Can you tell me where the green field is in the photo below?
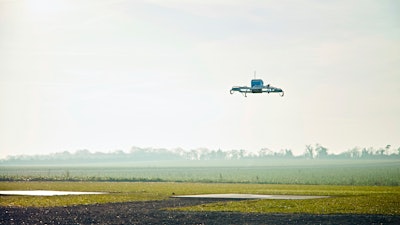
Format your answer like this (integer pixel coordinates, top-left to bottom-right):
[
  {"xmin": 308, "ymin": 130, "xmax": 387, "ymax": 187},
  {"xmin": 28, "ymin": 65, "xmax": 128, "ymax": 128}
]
[
  {"xmin": 1, "ymin": 160, "xmax": 399, "ymax": 214},
  {"xmin": 0, "ymin": 182, "xmax": 399, "ymax": 215},
  {"xmin": 1, "ymin": 159, "xmax": 399, "ymax": 185}
]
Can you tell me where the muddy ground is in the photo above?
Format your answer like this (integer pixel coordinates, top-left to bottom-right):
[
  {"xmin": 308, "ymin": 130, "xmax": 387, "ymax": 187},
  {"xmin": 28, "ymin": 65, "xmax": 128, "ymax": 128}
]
[{"xmin": 1, "ymin": 198, "xmax": 399, "ymax": 224}]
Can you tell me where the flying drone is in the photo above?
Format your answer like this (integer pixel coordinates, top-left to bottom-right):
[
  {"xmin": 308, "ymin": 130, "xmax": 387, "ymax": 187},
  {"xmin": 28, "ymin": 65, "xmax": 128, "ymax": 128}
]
[{"xmin": 230, "ymin": 72, "xmax": 284, "ymax": 97}]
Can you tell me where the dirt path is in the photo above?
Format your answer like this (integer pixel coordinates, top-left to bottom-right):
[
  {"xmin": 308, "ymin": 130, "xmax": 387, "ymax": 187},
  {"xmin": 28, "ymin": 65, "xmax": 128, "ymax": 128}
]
[{"xmin": 1, "ymin": 198, "xmax": 399, "ymax": 224}]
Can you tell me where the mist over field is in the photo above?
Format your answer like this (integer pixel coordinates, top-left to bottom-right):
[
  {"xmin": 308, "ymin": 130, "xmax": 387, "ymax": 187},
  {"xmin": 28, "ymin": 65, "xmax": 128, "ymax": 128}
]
[
  {"xmin": 1, "ymin": 145, "xmax": 399, "ymax": 186},
  {"xmin": 2, "ymin": 144, "xmax": 400, "ymax": 164}
]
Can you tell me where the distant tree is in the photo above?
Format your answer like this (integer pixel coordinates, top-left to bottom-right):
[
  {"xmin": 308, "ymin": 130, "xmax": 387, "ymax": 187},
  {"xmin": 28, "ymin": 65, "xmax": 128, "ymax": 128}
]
[
  {"xmin": 258, "ymin": 148, "xmax": 273, "ymax": 158},
  {"xmin": 361, "ymin": 147, "xmax": 374, "ymax": 158},
  {"xmin": 217, "ymin": 149, "xmax": 227, "ymax": 159},
  {"xmin": 228, "ymin": 149, "xmax": 240, "ymax": 160},
  {"xmin": 208, "ymin": 149, "xmax": 226, "ymax": 160},
  {"xmin": 349, "ymin": 147, "xmax": 361, "ymax": 158},
  {"xmin": 114, "ymin": 150, "xmax": 124, "ymax": 155},
  {"xmin": 284, "ymin": 149, "xmax": 293, "ymax": 158},
  {"xmin": 187, "ymin": 149, "xmax": 204, "ymax": 160},
  {"xmin": 315, "ymin": 144, "xmax": 328, "ymax": 159},
  {"xmin": 172, "ymin": 148, "xmax": 186, "ymax": 158},
  {"xmin": 239, "ymin": 149, "xmax": 246, "ymax": 159},
  {"xmin": 376, "ymin": 148, "xmax": 385, "ymax": 156},
  {"xmin": 304, "ymin": 145, "xmax": 314, "ymax": 159},
  {"xmin": 198, "ymin": 148, "xmax": 211, "ymax": 160},
  {"xmin": 385, "ymin": 144, "xmax": 391, "ymax": 155},
  {"xmin": 54, "ymin": 151, "xmax": 72, "ymax": 160},
  {"xmin": 75, "ymin": 149, "xmax": 91, "ymax": 156}
]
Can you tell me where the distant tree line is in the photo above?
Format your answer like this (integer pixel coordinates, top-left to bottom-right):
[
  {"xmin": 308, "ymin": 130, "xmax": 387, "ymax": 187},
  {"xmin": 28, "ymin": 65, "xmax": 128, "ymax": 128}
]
[
  {"xmin": 1, "ymin": 144, "xmax": 399, "ymax": 165},
  {"xmin": 302, "ymin": 144, "xmax": 399, "ymax": 159}
]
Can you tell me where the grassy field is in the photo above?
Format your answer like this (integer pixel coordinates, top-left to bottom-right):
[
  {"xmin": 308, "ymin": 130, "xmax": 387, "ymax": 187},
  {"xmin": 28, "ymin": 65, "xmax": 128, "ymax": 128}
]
[
  {"xmin": 1, "ymin": 160, "xmax": 399, "ymax": 214},
  {"xmin": 1, "ymin": 159, "xmax": 400, "ymax": 185},
  {"xmin": 1, "ymin": 181, "xmax": 399, "ymax": 215}
]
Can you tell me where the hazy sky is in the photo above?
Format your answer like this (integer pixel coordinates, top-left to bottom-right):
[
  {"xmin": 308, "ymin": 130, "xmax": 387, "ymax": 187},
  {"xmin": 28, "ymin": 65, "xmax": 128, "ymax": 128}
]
[{"xmin": 1, "ymin": 0, "xmax": 399, "ymax": 158}]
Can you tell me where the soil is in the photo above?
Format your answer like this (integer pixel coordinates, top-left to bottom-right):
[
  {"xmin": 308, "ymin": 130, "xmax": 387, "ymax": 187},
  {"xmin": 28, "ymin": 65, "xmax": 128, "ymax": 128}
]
[{"xmin": 1, "ymin": 198, "xmax": 399, "ymax": 225}]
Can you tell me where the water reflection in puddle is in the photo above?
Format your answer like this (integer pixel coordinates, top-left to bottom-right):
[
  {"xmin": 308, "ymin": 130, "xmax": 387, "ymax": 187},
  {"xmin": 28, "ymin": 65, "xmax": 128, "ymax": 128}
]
[{"xmin": 0, "ymin": 190, "xmax": 107, "ymax": 196}]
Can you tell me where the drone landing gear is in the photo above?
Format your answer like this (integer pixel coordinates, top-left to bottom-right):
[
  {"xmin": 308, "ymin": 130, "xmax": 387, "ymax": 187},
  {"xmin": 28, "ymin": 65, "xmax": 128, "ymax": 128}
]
[{"xmin": 230, "ymin": 90, "xmax": 248, "ymax": 97}]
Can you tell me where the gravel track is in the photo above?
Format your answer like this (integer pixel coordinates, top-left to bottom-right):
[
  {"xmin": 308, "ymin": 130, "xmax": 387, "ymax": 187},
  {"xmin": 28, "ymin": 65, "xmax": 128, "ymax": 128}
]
[{"xmin": 1, "ymin": 198, "xmax": 399, "ymax": 225}]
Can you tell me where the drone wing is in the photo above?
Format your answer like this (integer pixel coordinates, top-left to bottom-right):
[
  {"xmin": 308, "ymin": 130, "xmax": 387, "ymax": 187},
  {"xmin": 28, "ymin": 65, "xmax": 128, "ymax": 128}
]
[
  {"xmin": 230, "ymin": 86, "xmax": 251, "ymax": 93},
  {"xmin": 262, "ymin": 85, "xmax": 284, "ymax": 96},
  {"xmin": 230, "ymin": 86, "xmax": 252, "ymax": 97}
]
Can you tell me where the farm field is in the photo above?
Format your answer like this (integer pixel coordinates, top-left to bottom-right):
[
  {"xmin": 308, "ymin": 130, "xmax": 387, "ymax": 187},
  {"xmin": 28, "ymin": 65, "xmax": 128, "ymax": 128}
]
[
  {"xmin": 1, "ymin": 159, "xmax": 400, "ymax": 185},
  {"xmin": 1, "ymin": 181, "xmax": 400, "ymax": 215},
  {"xmin": 1, "ymin": 159, "xmax": 400, "ymax": 222},
  {"xmin": 1, "ymin": 160, "xmax": 400, "ymax": 224}
]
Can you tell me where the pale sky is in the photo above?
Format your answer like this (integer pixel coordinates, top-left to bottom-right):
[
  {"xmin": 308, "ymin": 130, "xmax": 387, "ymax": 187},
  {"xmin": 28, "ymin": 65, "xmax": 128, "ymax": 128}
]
[{"xmin": 1, "ymin": 0, "xmax": 399, "ymax": 158}]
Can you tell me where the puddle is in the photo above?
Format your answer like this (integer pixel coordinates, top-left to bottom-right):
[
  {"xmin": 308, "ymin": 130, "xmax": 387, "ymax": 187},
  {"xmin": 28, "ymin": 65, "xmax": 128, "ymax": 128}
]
[
  {"xmin": 172, "ymin": 193, "xmax": 329, "ymax": 200},
  {"xmin": 0, "ymin": 190, "xmax": 107, "ymax": 196}
]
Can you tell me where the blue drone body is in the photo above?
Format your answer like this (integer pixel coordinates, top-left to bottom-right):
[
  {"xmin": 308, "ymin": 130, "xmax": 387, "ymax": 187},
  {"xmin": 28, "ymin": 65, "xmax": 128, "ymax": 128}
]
[{"xmin": 230, "ymin": 73, "xmax": 284, "ymax": 97}]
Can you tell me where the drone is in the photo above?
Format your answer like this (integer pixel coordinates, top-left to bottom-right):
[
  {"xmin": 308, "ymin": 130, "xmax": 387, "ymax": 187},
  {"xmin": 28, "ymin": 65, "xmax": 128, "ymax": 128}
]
[{"xmin": 230, "ymin": 72, "xmax": 284, "ymax": 97}]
